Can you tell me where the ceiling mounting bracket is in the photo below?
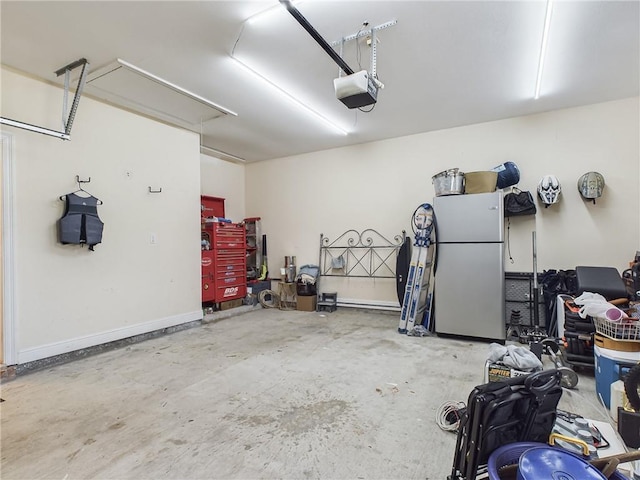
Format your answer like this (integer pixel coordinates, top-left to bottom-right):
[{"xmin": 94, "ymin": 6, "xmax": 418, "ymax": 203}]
[
  {"xmin": 331, "ymin": 20, "xmax": 397, "ymax": 79},
  {"xmin": 0, "ymin": 58, "xmax": 89, "ymax": 140}
]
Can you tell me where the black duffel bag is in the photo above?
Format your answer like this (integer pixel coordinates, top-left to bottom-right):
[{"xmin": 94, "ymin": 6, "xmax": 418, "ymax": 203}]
[{"xmin": 504, "ymin": 188, "xmax": 537, "ymax": 217}]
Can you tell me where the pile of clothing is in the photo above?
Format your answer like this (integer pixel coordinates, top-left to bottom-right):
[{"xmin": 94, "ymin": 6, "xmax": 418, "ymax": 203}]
[
  {"xmin": 487, "ymin": 343, "xmax": 543, "ymax": 373},
  {"xmin": 296, "ymin": 264, "xmax": 319, "ymax": 296}
]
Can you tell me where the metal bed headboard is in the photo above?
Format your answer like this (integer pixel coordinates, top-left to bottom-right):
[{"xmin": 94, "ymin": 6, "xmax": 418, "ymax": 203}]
[{"xmin": 317, "ymin": 229, "xmax": 406, "ymax": 302}]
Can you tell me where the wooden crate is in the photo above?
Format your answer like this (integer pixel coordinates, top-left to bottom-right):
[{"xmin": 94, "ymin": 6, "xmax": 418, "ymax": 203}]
[{"xmin": 220, "ymin": 299, "xmax": 243, "ymax": 311}]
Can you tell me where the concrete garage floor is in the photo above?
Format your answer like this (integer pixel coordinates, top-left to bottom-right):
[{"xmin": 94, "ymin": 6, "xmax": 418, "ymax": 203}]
[{"xmin": 1, "ymin": 308, "xmax": 607, "ymax": 480}]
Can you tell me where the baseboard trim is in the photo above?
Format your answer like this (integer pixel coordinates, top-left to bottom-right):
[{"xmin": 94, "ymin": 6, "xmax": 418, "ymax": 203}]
[
  {"xmin": 17, "ymin": 310, "xmax": 203, "ymax": 365},
  {"xmin": 336, "ymin": 298, "xmax": 401, "ymax": 312}
]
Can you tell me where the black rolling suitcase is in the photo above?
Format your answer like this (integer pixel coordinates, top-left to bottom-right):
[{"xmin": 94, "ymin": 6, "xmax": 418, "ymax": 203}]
[{"xmin": 449, "ymin": 370, "xmax": 563, "ymax": 480}]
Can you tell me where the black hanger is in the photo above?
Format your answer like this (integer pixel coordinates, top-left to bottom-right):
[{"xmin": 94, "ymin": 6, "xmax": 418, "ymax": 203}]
[{"xmin": 59, "ymin": 176, "xmax": 103, "ymax": 204}]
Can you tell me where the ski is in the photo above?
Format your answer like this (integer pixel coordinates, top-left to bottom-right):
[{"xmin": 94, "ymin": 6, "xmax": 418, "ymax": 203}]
[
  {"xmin": 398, "ymin": 247, "xmax": 421, "ymax": 333},
  {"xmin": 398, "ymin": 203, "xmax": 435, "ymax": 334},
  {"xmin": 406, "ymin": 246, "xmax": 430, "ymax": 331}
]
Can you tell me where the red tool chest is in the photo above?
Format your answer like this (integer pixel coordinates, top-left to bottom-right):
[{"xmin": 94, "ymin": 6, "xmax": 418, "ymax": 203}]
[{"xmin": 201, "ymin": 221, "xmax": 247, "ymax": 303}]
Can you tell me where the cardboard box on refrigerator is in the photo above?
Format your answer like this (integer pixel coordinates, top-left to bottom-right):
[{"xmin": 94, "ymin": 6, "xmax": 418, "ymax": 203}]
[{"xmin": 297, "ymin": 295, "xmax": 317, "ymax": 312}]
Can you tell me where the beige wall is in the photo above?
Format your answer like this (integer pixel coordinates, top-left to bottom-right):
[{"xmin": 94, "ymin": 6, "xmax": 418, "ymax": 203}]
[
  {"xmin": 2, "ymin": 64, "xmax": 638, "ymax": 361},
  {"xmin": 200, "ymin": 155, "xmax": 245, "ymax": 223},
  {"xmin": 246, "ymin": 97, "xmax": 640, "ymax": 306},
  {"xmin": 1, "ymin": 68, "xmax": 203, "ymax": 363}
]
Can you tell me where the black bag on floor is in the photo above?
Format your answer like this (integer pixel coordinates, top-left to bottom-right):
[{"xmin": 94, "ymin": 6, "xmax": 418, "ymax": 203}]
[
  {"xmin": 449, "ymin": 370, "xmax": 563, "ymax": 480},
  {"xmin": 539, "ymin": 269, "xmax": 577, "ymax": 336}
]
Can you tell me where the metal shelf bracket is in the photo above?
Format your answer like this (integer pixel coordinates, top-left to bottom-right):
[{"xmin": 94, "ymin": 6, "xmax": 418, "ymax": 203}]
[{"xmin": 0, "ymin": 58, "xmax": 89, "ymax": 140}]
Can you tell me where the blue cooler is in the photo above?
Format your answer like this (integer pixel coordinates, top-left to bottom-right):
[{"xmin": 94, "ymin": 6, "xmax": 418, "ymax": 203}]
[{"xmin": 594, "ymin": 345, "xmax": 640, "ymax": 408}]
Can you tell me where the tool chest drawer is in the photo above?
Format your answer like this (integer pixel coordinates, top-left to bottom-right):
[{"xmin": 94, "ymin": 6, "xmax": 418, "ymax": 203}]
[
  {"xmin": 215, "ymin": 265, "xmax": 245, "ymax": 280},
  {"xmin": 207, "ymin": 223, "xmax": 246, "ymax": 249},
  {"xmin": 215, "ymin": 249, "xmax": 245, "ymax": 263},
  {"xmin": 216, "ymin": 270, "xmax": 245, "ymax": 285},
  {"xmin": 202, "ymin": 252, "xmax": 245, "ymax": 273},
  {"xmin": 214, "ymin": 264, "xmax": 245, "ymax": 277}
]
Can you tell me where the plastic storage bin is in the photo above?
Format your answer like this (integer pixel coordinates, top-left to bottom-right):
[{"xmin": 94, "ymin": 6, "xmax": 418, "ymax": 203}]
[{"xmin": 488, "ymin": 442, "xmax": 629, "ymax": 480}]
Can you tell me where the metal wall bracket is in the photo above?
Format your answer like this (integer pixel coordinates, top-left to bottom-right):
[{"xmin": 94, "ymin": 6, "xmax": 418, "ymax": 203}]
[{"xmin": 0, "ymin": 58, "xmax": 89, "ymax": 140}]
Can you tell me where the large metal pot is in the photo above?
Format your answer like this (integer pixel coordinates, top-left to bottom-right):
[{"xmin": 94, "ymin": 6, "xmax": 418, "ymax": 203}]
[{"xmin": 432, "ymin": 168, "xmax": 465, "ymax": 196}]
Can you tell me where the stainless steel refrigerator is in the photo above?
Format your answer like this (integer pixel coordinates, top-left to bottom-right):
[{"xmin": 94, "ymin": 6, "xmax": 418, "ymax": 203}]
[{"xmin": 433, "ymin": 191, "xmax": 505, "ymax": 341}]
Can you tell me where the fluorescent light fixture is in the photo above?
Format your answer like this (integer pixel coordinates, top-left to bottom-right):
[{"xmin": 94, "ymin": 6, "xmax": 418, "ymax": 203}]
[
  {"xmin": 534, "ymin": 0, "xmax": 554, "ymax": 99},
  {"xmin": 200, "ymin": 145, "xmax": 246, "ymax": 163},
  {"xmin": 233, "ymin": 0, "xmax": 347, "ymax": 136},
  {"xmin": 246, "ymin": 1, "xmax": 303, "ymax": 25},
  {"xmin": 231, "ymin": 56, "xmax": 349, "ymax": 136}
]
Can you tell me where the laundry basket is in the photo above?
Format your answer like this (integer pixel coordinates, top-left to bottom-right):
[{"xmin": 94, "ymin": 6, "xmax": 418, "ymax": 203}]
[{"xmin": 594, "ymin": 317, "xmax": 640, "ymax": 341}]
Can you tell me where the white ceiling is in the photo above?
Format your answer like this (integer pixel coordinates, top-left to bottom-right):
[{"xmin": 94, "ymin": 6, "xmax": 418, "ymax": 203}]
[{"xmin": 1, "ymin": 1, "xmax": 638, "ymax": 163}]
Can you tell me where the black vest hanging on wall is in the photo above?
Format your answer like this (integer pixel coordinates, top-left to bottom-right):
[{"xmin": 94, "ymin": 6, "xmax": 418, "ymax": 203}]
[{"xmin": 58, "ymin": 192, "xmax": 104, "ymax": 251}]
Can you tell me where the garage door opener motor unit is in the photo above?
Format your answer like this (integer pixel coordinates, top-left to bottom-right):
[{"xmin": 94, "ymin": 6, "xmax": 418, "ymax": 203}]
[{"xmin": 280, "ymin": 0, "xmax": 395, "ymax": 109}]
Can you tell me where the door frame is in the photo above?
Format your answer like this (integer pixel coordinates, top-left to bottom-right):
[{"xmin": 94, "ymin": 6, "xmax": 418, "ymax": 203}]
[{"xmin": 2, "ymin": 132, "xmax": 17, "ymax": 365}]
